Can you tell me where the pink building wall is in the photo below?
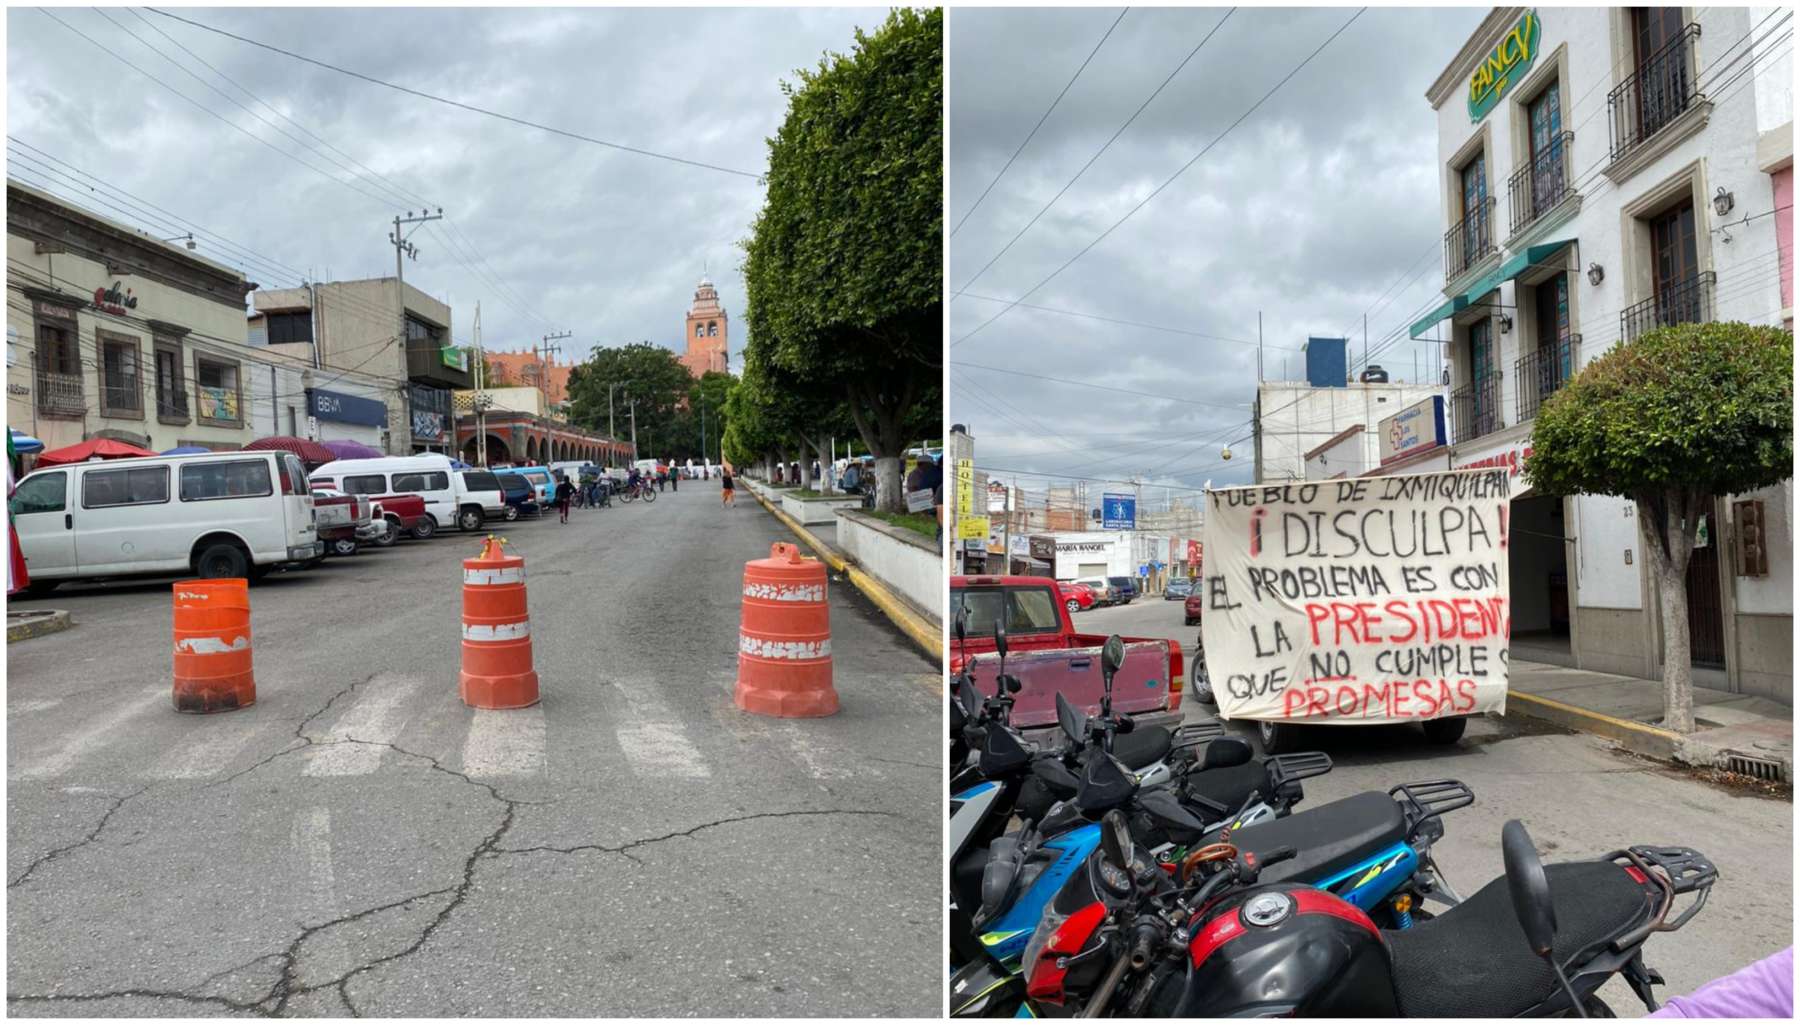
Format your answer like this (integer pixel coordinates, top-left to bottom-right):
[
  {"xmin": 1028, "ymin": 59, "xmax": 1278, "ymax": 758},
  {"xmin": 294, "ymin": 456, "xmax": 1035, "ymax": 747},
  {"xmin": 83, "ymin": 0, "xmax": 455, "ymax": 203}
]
[{"xmin": 1775, "ymin": 166, "xmax": 1793, "ymax": 317}]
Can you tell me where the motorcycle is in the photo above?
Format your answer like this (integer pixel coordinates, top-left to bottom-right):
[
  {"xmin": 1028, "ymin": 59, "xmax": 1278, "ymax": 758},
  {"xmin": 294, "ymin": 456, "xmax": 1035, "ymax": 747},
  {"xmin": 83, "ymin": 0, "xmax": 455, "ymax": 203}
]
[{"xmin": 1019, "ymin": 809, "xmax": 1713, "ymax": 1018}]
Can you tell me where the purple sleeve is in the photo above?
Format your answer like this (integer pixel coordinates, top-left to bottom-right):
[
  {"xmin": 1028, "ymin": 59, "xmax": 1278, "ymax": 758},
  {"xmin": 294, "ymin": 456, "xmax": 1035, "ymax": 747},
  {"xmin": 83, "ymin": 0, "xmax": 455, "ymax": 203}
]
[{"xmin": 1649, "ymin": 947, "xmax": 1792, "ymax": 1019}]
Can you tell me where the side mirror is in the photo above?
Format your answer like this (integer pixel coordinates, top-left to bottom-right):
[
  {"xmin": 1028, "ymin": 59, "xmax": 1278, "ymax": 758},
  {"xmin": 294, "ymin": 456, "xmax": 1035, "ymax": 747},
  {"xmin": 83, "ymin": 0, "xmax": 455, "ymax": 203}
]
[
  {"xmin": 1100, "ymin": 635, "xmax": 1126, "ymax": 676},
  {"xmin": 958, "ymin": 678, "xmax": 982, "ymax": 720},
  {"xmin": 1100, "ymin": 810, "xmax": 1132, "ymax": 872},
  {"xmin": 993, "ymin": 624, "xmax": 1009, "ymax": 660},
  {"xmin": 1502, "ymin": 820, "xmax": 1557, "ymax": 958},
  {"xmin": 1201, "ymin": 735, "xmax": 1253, "ymax": 770},
  {"xmin": 955, "ymin": 608, "xmax": 966, "ymax": 646}
]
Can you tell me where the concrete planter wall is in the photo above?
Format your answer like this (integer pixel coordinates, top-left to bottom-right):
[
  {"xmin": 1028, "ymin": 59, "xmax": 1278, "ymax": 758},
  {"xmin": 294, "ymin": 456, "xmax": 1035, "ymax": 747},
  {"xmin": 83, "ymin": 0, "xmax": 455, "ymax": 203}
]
[
  {"xmin": 781, "ymin": 491, "xmax": 863, "ymax": 525},
  {"xmin": 836, "ymin": 509, "xmax": 941, "ymax": 621}
]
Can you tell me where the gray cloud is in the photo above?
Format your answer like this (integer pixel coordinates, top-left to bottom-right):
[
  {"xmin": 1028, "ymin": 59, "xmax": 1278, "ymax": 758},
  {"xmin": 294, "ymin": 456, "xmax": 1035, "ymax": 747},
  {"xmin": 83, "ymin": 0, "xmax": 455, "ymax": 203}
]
[
  {"xmin": 8, "ymin": 6, "xmax": 884, "ymax": 367},
  {"xmin": 949, "ymin": 6, "xmax": 1483, "ymax": 502}
]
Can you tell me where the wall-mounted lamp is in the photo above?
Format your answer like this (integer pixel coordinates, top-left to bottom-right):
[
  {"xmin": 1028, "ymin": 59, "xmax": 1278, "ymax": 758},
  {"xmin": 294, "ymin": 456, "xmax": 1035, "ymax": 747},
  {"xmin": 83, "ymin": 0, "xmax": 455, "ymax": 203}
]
[
  {"xmin": 1587, "ymin": 262, "xmax": 1605, "ymax": 286},
  {"xmin": 1499, "ymin": 313, "xmax": 1513, "ymax": 334},
  {"xmin": 1713, "ymin": 186, "xmax": 1735, "ymax": 217},
  {"xmin": 161, "ymin": 232, "xmax": 197, "ymax": 250}
]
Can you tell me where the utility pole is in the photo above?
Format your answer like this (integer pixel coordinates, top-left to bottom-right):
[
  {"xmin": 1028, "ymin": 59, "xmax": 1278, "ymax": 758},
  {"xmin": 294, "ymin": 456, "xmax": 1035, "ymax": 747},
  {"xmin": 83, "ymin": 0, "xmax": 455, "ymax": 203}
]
[
  {"xmin": 629, "ymin": 399, "xmax": 638, "ymax": 461},
  {"xmin": 537, "ymin": 331, "xmax": 570, "ymax": 397},
  {"xmin": 390, "ymin": 209, "xmax": 441, "ymax": 453},
  {"xmin": 607, "ymin": 381, "xmax": 630, "ymax": 442}
]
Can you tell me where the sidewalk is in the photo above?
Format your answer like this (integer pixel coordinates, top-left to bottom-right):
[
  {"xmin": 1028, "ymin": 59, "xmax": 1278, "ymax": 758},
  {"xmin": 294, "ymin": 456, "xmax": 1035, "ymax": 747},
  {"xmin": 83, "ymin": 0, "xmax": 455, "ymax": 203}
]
[{"xmin": 1507, "ymin": 660, "xmax": 1792, "ymax": 783}]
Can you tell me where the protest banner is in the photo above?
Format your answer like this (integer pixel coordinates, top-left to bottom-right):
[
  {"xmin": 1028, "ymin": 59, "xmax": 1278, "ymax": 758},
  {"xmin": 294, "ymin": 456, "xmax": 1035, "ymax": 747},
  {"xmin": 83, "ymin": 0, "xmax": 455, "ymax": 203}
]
[{"xmin": 1199, "ymin": 469, "xmax": 1513, "ymax": 724}]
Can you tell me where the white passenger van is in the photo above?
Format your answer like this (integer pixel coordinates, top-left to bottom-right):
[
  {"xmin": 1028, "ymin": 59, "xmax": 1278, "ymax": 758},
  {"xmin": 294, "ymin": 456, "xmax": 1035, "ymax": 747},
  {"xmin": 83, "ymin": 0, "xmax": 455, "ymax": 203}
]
[
  {"xmin": 9, "ymin": 451, "xmax": 322, "ymax": 590},
  {"xmin": 310, "ymin": 454, "xmax": 499, "ymax": 534}
]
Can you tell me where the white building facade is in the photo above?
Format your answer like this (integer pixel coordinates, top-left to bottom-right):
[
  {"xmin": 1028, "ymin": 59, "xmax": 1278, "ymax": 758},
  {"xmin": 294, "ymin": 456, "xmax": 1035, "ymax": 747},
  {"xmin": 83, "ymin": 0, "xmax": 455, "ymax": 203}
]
[
  {"xmin": 1415, "ymin": 7, "xmax": 1792, "ymax": 700},
  {"xmin": 1254, "ymin": 380, "xmax": 1449, "ymax": 483}
]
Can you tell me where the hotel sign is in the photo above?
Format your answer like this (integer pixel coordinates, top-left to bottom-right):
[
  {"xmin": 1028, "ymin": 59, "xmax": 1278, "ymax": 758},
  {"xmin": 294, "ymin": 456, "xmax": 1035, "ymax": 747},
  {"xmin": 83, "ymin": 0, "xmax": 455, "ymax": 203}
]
[{"xmin": 1468, "ymin": 9, "xmax": 1539, "ymax": 123}]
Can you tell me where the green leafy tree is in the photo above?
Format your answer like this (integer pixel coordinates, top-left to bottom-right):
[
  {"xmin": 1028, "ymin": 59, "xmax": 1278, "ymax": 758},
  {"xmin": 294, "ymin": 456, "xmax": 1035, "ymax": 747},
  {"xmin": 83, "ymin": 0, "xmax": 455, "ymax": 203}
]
[
  {"xmin": 742, "ymin": 7, "xmax": 941, "ymax": 510},
  {"xmin": 566, "ymin": 343, "xmax": 696, "ymax": 459},
  {"xmin": 1526, "ymin": 322, "xmax": 1792, "ymax": 732},
  {"xmin": 688, "ymin": 370, "xmax": 736, "ymax": 466}
]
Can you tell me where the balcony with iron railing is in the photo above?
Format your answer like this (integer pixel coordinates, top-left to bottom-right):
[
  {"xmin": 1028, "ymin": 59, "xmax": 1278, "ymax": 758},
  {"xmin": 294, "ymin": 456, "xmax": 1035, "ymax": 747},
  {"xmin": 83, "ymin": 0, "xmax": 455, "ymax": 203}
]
[
  {"xmin": 1450, "ymin": 374, "xmax": 1503, "ymax": 445},
  {"xmin": 1621, "ymin": 270, "xmax": 1715, "ymax": 341},
  {"xmin": 35, "ymin": 368, "xmax": 84, "ymax": 417},
  {"xmin": 1508, "ymin": 131, "xmax": 1575, "ymax": 238},
  {"xmin": 1444, "ymin": 197, "xmax": 1497, "ymax": 281},
  {"xmin": 1607, "ymin": 24, "xmax": 1702, "ymax": 164},
  {"xmin": 1514, "ymin": 334, "xmax": 1579, "ymax": 423}
]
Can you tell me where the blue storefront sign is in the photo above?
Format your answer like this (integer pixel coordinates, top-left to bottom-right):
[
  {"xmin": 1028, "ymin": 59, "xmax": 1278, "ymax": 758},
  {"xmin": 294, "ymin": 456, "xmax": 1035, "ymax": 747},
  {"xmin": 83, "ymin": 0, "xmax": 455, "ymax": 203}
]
[
  {"xmin": 307, "ymin": 388, "xmax": 387, "ymax": 428},
  {"xmin": 1102, "ymin": 493, "xmax": 1136, "ymax": 530}
]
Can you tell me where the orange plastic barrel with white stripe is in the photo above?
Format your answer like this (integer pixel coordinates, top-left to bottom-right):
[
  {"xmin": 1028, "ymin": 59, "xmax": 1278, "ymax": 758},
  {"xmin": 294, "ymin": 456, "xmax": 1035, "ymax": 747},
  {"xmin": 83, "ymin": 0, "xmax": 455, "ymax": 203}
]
[
  {"xmin": 460, "ymin": 537, "xmax": 540, "ymax": 709},
  {"xmin": 171, "ymin": 578, "xmax": 256, "ymax": 713},
  {"xmin": 735, "ymin": 542, "xmax": 838, "ymax": 718}
]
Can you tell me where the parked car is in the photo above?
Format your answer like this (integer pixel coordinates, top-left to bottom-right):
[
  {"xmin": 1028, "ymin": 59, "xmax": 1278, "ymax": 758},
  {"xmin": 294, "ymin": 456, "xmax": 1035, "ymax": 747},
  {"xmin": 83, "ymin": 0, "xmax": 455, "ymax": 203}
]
[
  {"xmin": 1107, "ymin": 575, "xmax": 1139, "ymax": 603},
  {"xmin": 10, "ymin": 451, "xmax": 322, "ymax": 589},
  {"xmin": 1164, "ymin": 577, "xmax": 1193, "ymax": 600},
  {"xmin": 1183, "ymin": 590, "xmax": 1205, "ymax": 626},
  {"xmin": 1054, "ymin": 580, "xmax": 1096, "ymax": 616},
  {"xmin": 1074, "ymin": 576, "xmax": 1117, "ymax": 607},
  {"xmin": 311, "ymin": 454, "xmax": 494, "ymax": 535},
  {"xmin": 311, "ymin": 488, "xmax": 389, "ymax": 556},
  {"xmin": 495, "ymin": 474, "xmax": 541, "ymax": 520},
  {"xmin": 455, "ymin": 470, "xmax": 508, "ymax": 528},
  {"xmin": 949, "ymin": 574, "xmax": 1185, "ymax": 731},
  {"xmin": 366, "ymin": 493, "xmax": 430, "ymax": 545},
  {"xmin": 494, "ymin": 465, "xmax": 556, "ymax": 505}
]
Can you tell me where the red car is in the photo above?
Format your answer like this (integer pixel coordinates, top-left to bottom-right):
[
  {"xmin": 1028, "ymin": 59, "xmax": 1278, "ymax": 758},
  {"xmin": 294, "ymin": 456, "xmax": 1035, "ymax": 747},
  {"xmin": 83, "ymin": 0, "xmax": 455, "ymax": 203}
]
[
  {"xmin": 1055, "ymin": 580, "xmax": 1096, "ymax": 616},
  {"xmin": 1183, "ymin": 591, "xmax": 1204, "ymax": 626}
]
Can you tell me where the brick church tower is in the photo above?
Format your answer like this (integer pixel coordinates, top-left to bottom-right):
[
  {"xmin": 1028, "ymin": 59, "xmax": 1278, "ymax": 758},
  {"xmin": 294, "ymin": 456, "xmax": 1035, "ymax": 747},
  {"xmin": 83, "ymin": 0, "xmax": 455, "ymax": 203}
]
[{"xmin": 681, "ymin": 276, "xmax": 729, "ymax": 377}]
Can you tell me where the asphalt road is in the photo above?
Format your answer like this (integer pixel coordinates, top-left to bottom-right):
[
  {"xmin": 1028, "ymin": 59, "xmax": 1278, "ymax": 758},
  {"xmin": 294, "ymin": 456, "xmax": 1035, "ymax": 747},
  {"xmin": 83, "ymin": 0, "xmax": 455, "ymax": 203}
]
[
  {"xmin": 8, "ymin": 483, "xmax": 941, "ymax": 1017},
  {"xmin": 1072, "ymin": 596, "xmax": 1792, "ymax": 1016}
]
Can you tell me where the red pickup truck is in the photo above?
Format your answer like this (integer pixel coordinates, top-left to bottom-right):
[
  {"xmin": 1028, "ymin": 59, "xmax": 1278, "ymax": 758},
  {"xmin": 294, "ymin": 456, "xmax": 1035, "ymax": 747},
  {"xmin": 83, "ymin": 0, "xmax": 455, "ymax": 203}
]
[{"xmin": 950, "ymin": 574, "xmax": 1184, "ymax": 731}]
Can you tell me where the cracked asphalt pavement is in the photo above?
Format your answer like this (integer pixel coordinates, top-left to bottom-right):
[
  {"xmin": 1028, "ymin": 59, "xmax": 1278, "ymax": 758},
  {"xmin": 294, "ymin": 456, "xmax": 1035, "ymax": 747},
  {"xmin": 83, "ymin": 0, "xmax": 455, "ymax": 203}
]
[
  {"xmin": 8, "ymin": 485, "xmax": 942, "ymax": 1016},
  {"xmin": 1074, "ymin": 599, "xmax": 1792, "ymax": 1016}
]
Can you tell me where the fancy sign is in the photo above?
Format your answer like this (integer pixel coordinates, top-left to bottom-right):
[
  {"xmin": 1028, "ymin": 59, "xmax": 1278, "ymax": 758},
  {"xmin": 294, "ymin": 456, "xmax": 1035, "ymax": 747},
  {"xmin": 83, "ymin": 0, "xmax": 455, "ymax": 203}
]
[
  {"xmin": 1468, "ymin": 9, "xmax": 1539, "ymax": 123},
  {"xmin": 1200, "ymin": 470, "xmax": 1513, "ymax": 724}
]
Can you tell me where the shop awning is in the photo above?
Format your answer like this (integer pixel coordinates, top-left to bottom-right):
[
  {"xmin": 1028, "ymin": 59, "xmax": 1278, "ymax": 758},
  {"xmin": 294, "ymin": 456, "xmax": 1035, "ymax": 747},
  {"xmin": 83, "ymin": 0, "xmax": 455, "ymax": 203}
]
[{"xmin": 1409, "ymin": 239, "xmax": 1575, "ymax": 339}]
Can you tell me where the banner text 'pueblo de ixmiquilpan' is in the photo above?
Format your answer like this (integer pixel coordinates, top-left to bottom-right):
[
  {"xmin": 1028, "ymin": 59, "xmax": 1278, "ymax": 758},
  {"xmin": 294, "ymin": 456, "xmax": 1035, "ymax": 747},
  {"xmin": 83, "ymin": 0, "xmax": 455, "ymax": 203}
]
[{"xmin": 1200, "ymin": 469, "xmax": 1514, "ymax": 724}]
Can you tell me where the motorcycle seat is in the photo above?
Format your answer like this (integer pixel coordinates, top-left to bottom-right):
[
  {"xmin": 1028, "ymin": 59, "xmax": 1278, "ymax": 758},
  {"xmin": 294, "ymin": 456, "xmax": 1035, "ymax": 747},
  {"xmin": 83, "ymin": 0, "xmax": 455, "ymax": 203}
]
[
  {"xmin": 1111, "ymin": 726, "xmax": 1173, "ymax": 771},
  {"xmin": 1182, "ymin": 759, "xmax": 1267, "ymax": 817},
  {"xmin": 1231, "ymin": 791, "xmax": 1406, "ymax": 885},
  {"xmin": 1384, "ymin": 861, "xmax": 1654, "ymax": 1017}
]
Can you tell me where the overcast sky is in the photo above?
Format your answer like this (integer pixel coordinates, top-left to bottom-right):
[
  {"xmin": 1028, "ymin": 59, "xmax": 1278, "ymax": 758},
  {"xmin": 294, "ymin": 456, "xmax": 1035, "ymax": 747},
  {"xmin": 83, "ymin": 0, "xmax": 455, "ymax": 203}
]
[
  {"xmin": 948, "ymin": 6, "xmax": 1485, "ymax": 506},
  {"xmin": 8, "ymin": 6, "xmax": 883, "ymax": 368}
]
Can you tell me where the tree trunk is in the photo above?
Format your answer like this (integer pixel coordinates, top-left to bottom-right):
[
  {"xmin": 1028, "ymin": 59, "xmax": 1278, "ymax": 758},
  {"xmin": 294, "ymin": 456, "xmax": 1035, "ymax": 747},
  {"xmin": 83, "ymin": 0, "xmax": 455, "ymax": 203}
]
[
  {"xmin": 844, "ymin": 376, "xmax": 917, "ymax": 514},
  {"xmin": 1638, "ymin": 489, "xmax": 1702, "ymax": 733},
  {"xmin": 816, "ymin": 432, "xmax": 833, "ymax": 494},
  {"xmin": 799, "ymin": 436, "xmax": 818, "ymax": 492}
]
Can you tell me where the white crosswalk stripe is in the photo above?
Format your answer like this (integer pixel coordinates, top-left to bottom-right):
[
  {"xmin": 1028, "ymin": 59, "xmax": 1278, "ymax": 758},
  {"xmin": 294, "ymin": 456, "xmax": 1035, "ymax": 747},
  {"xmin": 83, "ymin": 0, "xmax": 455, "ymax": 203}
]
[
  {"xmin": 147, "ymin": 717, "xmax": 282, "ymax": 780},
  {"xmin": 11, "ymin": 685, "xmax": 165, "ymax": 780},
  {"xmin": 460, "ymin": 706, "xmax": 547, "ymax": 777},
  {"xmin": 303, "ymin": 675, "xmax": 425, "ymax": 778}
]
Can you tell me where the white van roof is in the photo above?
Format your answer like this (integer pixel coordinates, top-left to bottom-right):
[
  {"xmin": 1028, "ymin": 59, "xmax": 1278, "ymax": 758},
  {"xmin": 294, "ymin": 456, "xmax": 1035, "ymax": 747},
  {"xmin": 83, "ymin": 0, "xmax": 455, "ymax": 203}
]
[{"xmin": 312, "ymin": 454, "xmax": 454, "ymax": 478}]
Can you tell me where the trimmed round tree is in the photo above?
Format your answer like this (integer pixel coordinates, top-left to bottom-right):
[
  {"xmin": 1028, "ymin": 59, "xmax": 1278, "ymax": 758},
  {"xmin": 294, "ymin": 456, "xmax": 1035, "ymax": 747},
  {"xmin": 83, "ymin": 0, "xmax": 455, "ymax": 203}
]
[{"xmin": 1526, "ymin": 322, "xmax": 1792, "ymax": 732}]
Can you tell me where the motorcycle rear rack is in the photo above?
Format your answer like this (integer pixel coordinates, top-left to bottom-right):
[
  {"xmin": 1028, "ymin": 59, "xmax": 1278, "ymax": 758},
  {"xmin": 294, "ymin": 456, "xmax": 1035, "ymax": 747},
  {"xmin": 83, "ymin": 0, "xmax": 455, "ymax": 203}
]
[
  {"xmin": 1265, "ymin": 751, "xmax": 1333, "ymax": 794},
  {"xmin": 1389, "ymin": 779, "xmax": 1475, "ymax": 844},
  {"xmin": 1170, "ymin": 720, "xmax": 1227, "ymax": 752},
  {"xmin": 1605, "ymin": 844, "xmax": 1718, "ymax": 946}
]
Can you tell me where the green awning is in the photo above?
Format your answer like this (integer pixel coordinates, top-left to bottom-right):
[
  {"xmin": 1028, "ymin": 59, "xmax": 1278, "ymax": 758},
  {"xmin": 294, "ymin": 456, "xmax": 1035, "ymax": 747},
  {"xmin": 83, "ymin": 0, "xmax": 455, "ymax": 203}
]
[{"xmin": 1408, "ymin": 239, "xmax": 1574, "ymax": 340}]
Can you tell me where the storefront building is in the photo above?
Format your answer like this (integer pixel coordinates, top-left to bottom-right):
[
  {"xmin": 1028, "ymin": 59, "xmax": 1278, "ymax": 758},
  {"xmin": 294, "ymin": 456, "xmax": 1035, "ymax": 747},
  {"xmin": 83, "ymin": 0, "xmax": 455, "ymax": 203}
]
[
  {"xmin": 1416, "ymin": 8, "xmax": 1792, "ymax": 701},
  {"xmin": 6, "ymin": 180, "xmax": 259, "ymax": 454}
]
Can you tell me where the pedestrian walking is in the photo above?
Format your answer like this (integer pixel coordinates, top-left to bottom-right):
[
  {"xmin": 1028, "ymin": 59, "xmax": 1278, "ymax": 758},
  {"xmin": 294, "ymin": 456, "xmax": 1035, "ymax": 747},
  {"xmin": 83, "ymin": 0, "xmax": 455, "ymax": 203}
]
[
  {"xmin": 720, "ymin": 461, "xmax": 735, "ymax": 508},
  {"xmin": 669, "ymin": 466, "xmax": 678, "ymax": 493},
  {"xmin": 554, "ymin": 475, "xmax": 574, "ymax": 523},
  {"xmin": 656, "ymin": 465, "xmax": 666, "ymax": 492}
]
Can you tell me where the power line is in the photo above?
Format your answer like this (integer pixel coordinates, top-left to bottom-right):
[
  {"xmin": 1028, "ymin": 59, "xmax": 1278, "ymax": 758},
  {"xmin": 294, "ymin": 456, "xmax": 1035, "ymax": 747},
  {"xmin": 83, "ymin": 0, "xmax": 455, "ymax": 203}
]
[
  {"xmin": 953, "ymin": 7, "xmax": 1235, "ymax": 294},
  {"xmin": 953, "ymin": 8, "xmax": 1364, "ymax": 348},
  {"xmin": 143, "ymin": 7, "xmax": 765, "ymax": 180},
  {"xmin": 952, "ymin": 291, "xmax": 1290, "ymax": 349},
  {"xmin": 950, "ymin": 7, "xmax": 1128, "ymax": 238},
  {"xmin": 953, "ymin": 360, "xmax": 1252, "ymax": 410}
]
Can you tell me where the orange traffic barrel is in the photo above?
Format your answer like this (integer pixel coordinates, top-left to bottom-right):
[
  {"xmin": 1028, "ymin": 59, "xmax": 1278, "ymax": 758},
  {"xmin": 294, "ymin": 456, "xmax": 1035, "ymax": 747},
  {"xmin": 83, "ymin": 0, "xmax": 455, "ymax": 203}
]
[
  {"xmin": 735, "ymin": 542, "xmax": 838, "ymax": 718},
  {"xmin": 171, "ymin": 578, "xmax": 256, "ymax": 713},
  {"xmin": 460, "ymin": 536, "xmax": 540, "ymax": 709}
]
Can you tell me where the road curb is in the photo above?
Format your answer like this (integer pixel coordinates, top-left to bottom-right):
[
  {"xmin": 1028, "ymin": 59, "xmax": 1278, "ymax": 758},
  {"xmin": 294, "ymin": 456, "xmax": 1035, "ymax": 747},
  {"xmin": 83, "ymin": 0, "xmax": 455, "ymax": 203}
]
[
  {"xmin": 8, "ymin": 609, "xmax": 73, "ymax": 643},
  {"xmin": 747, "ymin": 483, "xmax": 943, "ymax": 663},
  {"xmin": 1505, "ymin": 690, "xmax": 1683, "ymax": 762}
]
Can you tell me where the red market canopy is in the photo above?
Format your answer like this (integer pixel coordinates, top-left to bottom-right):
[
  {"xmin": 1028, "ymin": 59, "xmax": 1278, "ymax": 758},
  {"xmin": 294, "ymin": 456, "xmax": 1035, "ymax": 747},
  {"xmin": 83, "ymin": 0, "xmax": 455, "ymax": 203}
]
[
  {"xmin": 35, "ymin": 437, "xmax": 158, "ymax": 466},
  {"xmin": 244, "ymin": 436, "xmax": 336, "ymax": 466}
]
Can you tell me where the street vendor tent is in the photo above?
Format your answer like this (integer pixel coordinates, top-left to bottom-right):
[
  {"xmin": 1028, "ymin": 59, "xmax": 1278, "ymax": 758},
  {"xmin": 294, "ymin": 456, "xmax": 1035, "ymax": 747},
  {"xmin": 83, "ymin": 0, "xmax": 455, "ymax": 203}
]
[
  {"xmin": 244, "ymin": 436, "xmax": 335, "ymax": 466},
  {"xmin": 35, "ymin": 437, "xmax": 157, "ymax": 466}
]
